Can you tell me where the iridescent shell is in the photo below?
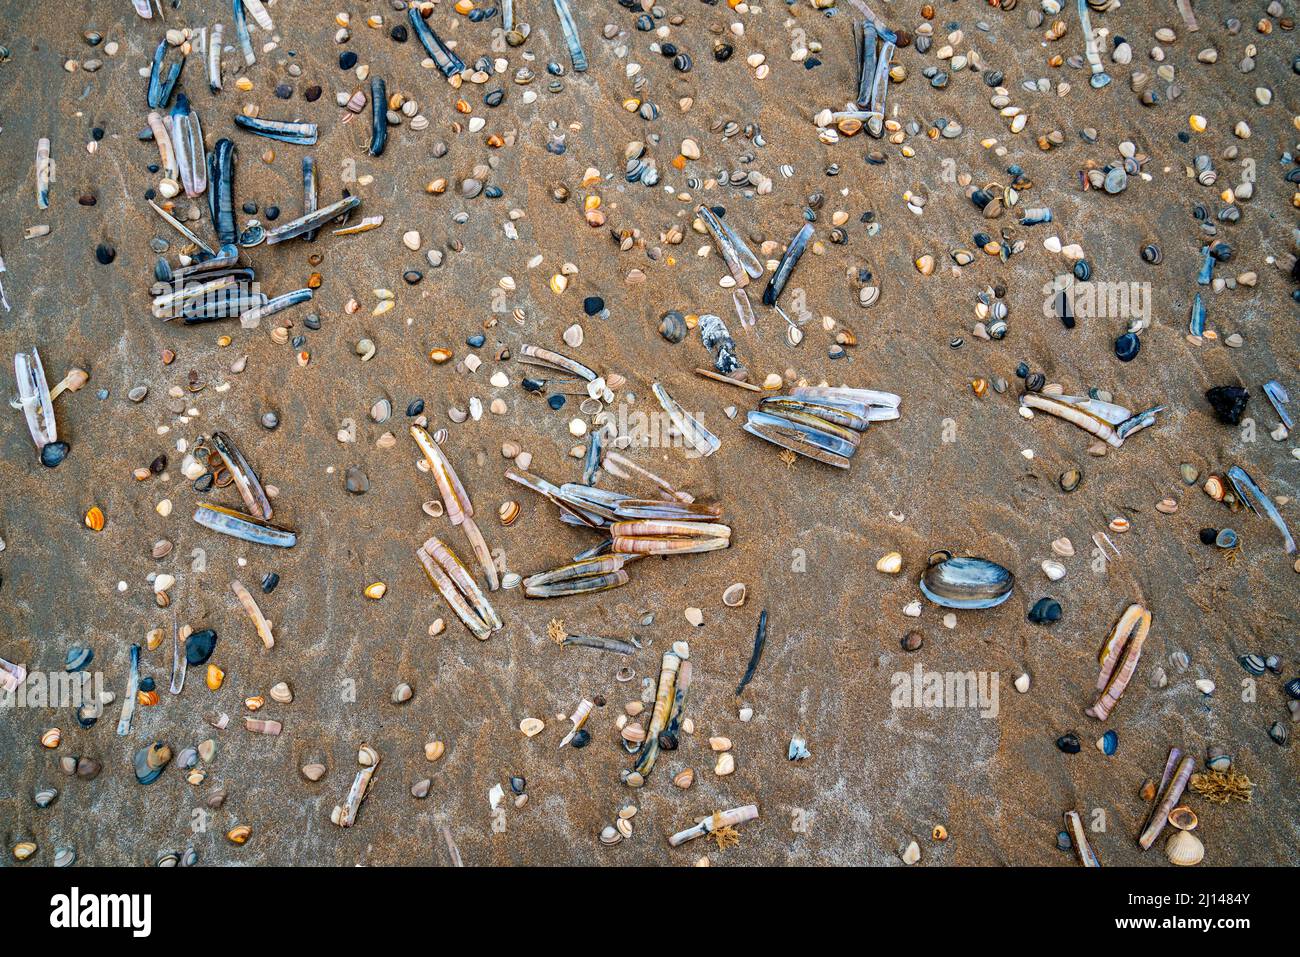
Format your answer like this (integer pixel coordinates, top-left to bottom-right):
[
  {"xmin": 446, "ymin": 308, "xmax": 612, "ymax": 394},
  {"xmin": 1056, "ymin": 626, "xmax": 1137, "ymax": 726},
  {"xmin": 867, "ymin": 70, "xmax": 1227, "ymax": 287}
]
[{"xmin": 919, "ymin": 553, "xmax": 1015, "ymax": 609}]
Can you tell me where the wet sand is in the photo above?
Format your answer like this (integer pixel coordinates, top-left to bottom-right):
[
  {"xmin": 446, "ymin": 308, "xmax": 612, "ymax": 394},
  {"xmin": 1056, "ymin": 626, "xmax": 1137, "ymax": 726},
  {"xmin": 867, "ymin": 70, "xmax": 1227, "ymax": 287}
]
[{"xmin": 0, "ymin": 0, "xmax": 1297, "ymax": 866}]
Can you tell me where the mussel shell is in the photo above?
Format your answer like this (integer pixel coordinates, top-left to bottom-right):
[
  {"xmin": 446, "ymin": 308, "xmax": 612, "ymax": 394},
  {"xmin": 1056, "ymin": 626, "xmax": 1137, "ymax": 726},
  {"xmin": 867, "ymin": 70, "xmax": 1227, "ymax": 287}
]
[{"xmin": 919, "ymin": 554, "xmax": 1014, "ymax": 609}]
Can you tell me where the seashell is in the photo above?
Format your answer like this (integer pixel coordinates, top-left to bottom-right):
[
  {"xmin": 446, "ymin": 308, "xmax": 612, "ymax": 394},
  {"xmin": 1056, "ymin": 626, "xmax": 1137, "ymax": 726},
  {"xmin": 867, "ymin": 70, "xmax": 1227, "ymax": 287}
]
[
  {"xmin": 919, "ymin": 553, "xmax": 1015, "ymax": 609},
  {"xmin": 714, "ymin": 752, "xmax": 736, "ymax": 775},
  {"xmin": 1051, "ymin": 537, "xmax": 1075, "ymax": 557},
  {"xmin": 673, "ymin": 768, "xmax": 695, "ymax": 789},
  {"xmin": 1203, "ymin": 475, "xmax": 1225, "ymax": 501},
  {"xmin": 621, "ymin": 722, "xmax": 647, "ymax": 744},
  {"xmin": 226, "ymin": 825, "xmax": 252, "ymax": 845},
  {"xmin": 658, "ymin": 310, "xmax": 687, "ymax": 344},
  {"xmin": 1165, "ymin": 829, "xmax": 1204, "ymax": 866},
  {"xmin": 599, "ymin": 825, "xmax": 623, "ymax": 845},
  {"xmin": 424, "ymin": 740, "xmax": 445, "ymax": 761},
  {"xmin": 1041, "ymin": 560, "xmax": 1066, "ymax": 581},
  {"xmin": 498, "ymin": 500, "xmax": 520, "ymax": 526},
  {"xmin": 134, "ymin": 742, "xmax": 172, "ymax": 784},
  {"xmin": 1108, "ymin": 517, "xmax": 1130, "ymax": 533},
  {"xmin": 1168, "ymin": 806, "xmax": 1198, "ymax": 831},
  {"xmin": 391, "ymin": 682, "xmax": 413, "ymax": 704},
  {"xmin": 205, "ymin": 664, "xmax": 225, "ymax": 690},
  {"xmin": 301, "ymin": 762, "xmax": 327, "ymax": 781},
  {"xmin": 269, "ymin": 682, "xmax": 293, "ymax": 703},
  {"xmin": 41, "ymin": 728, "xmax": 61, "ymax": 749},
  {"xmin": 709, "ymin": 736, "xmax": 733, "ymax": 752},
  {"xmin": 722, "ymin": 582, "xmax": 747, "ymax": 607},
  {"xmin": 876, "ymin": 551, "xmax": 903, "ymax": 574},
  {"xmin": 53, "ymin": 846, "xmax": 76, "ymax": 867},
  {"xmin": 411, "ymin": 778, "xmax": 431, "ymax": 799},
  {"xmin": 34, "ymin": 787, "xmax": 58, "ymax": 808},
  {"xmin": 358, "ymin": 744, "xmax": 380, "ymax": 766},
  {"xmin": 519, "ymin": 717, "xmax": 544, "ymax": 737},
  {"xmin": 84, "ymin": 506, "xmax": 105, "ymax": 531},
  {"xmin": 13, "ymin": 841, "xmax": 37, "ymax": 862},
  {"xmin": 364, "ymin": 581, "xmax": 387, "ymax": 600}
]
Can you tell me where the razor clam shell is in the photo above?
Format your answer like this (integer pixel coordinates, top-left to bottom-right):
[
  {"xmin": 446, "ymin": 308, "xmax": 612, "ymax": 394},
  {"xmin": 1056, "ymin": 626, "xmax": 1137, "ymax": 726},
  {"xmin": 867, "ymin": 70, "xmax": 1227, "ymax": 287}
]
[
  {"xmin": 790, "ymin": 385, "xmax": 901, "ymax": 417},
  {"xmin": 169, "ymin": 94, "xmax": 207, "ymax": 198},
  {"xmin": 524, "ymin": 554, "xmax": 629, "ymax": 587},
  {"xmin": 742, "ymin": 419, "xmax": 852, "ymax": 468},
  {"xmin": 411, "ymin": 425, "xmax": 472, "ymax": 523},
  {"xmin": 696, "ymin": 205, "xmax": 763, "ymax": 282},
  {"xmin": 525, "ymin": 570, "xmax": 628, "ymax": 598},
  {"xmin": 613, "ymin": 500, "xmax": 723, "ymax": 522},
  {"xmin": 211, "ymin": 430, "xmax": 272, "ymax": 521},
  {"xmin": 242, "ymin": 0, "xmax": 273, "ymax": 31},
  {"xmin": 653, "ymin": 382, "xmax": 721, "ymax": 458},
  {"xmin": 422, "ymin": 536, "xmax": 501, "ymax": 630},
  {"xmin": 745, "ymin": 410, "xmax": 858, "ymax": 458},
  {"xmin": 1188, "ymin": 292, "xmax": 1206, "ymax": 336},
  {"xmin": 233, "ymin": 114, "xmax": 318, "ymax": 145},
  {"xmin": 193, "ymin": 504, "xmax": 296, "ymax": 547},
  {"xmin": 368, "ymin": 77, "xmax": 387, "ymax": 157},
  {"xmin": 760, "ymin": 396, "xmax": 870, "ymax": 431},
  {"xmin": 552, "ymin": 0, "xmax": 588, "ymax": 73},
  {"xmin": 762, "ymin": 222, "xmax": 814, "ymax": 307},
  {"xmin": 264, "ymin": 195, "xmax": 361, "ymax": 245},
  {"xmin": 854, "ymin": 20, "xmax": 878, "ymax": 109},
  {"xmin": 1227, "ymin": 465, "xmax": 1296, "ymax": 555},
  {"xmin": 232, "ymin": 0, "xmax": 255, "ymax": 66},
  {"xmin": 14, "ymin": 347, "xmax": 57, "ymax": 449},
  {"xmin": 753, "ymin": 407, "xmax": 862, "ymax": 449},
  {"xmin": 208, "ymin": 22, "xmax": 224, "ymax": 91},
  {"xmin": 239, "ymin": 288, "xmax": 312, "ymax": 328},
  {"xmin": 211, "ymin": 139, "xmax": 238, "ymax": 246},
  {"xmin": 147, "ymin": 112, "xmax": 178, "ymax": 178},
  {"xmin": 171, "ymin": 248, "xmax": 242, "ymax": 280},
  {"xmin": 519, "ymin": 343, "xmax": 597, "ymax": 382},
  {"xmin": 301, "ymin": 156, "xmax": 318, "ymax": 241},
  {"xmin": 918, "ymin": 556, "xmax": 1015, "ymax": 609},
  {"xmin": 408, "ymin": 7, "xmax": 465, "ymax": 77},
  {"xmin": 417, "ymin": 542, "xmax": 493, "ymax": 639},
  {"xmin": 182, "ymin": 291, "xmax": 268, "ymax": 322},
  {"xmin": 506, "ymin": 467, "xmax": 608, "ymax": 527},
  {"xmin": 147, "ymin": 39, "xmax": 184, "ymax": 109}
]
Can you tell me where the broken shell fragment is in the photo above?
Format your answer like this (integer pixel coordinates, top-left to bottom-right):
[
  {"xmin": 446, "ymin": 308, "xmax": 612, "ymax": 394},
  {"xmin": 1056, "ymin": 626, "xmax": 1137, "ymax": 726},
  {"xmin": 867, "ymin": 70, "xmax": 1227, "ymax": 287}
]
[
  {"xmin": 722, "ymin": 582, "xmax": 747, "ymax": 606},
  {"xmin": 520, "ymin": 717, "xmax": 544, "ymax": 737}
]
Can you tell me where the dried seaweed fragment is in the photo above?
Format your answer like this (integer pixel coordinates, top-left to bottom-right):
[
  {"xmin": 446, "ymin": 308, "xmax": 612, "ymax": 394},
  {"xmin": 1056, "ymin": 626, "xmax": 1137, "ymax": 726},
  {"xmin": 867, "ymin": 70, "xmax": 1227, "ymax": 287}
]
[{"xmin": 1189, "ymin": 770, "xmax": 1255, "ymax": 804}]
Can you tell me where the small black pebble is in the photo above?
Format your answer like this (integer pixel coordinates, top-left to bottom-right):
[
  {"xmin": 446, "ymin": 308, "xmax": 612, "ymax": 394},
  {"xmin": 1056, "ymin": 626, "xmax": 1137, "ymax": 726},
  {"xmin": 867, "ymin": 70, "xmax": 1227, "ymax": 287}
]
[
  {"xmin": 339, "ymin": 51, "xmax": 358, "ymax": 70},
  {"xmin": 265, "ymin": 206, "xmax": 280, "ymax": 221},
  {"xmin": 95, "ymin": 243, "xmax": 116, "ymax": 265},
  {"xmin": 390, "ymin": 24, "xmax": 408, "ymax": 42},
  {"xmin": 274, "ymin": 83, "xmax": 293, "ymax": 99},
  {"xmin": 1199, "ymin": 527, "xmax": 1219, "ymax": 545},
  {"xmin": 466, "ymin": 334, "xmax": 485, "ymax": 348},
  {"xmin": 547, "ymin": 395, "xmax": 566, "ymax": 411},
  {"xmin": 304, "ymin": 85, "xmax": 322, "ymax": 102},
  {"xmin": 242, "ymin": 202, "xmax": 258, "ymax": 214},
  {"xmin": 583, "ymin": 295, "xmax": 604, "ymax": 316},
  {"xmin": 570, "ymin": 729, "xmax": 591, "ymax": 748}
]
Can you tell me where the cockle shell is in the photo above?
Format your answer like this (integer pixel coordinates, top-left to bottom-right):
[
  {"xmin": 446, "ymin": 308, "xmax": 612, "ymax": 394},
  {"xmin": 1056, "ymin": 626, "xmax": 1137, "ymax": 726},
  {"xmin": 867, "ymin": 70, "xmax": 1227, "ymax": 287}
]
[
  {"xmin": 722, "ymin": 582, "xmax": 747, "ymax": 607},
  {"xmin": 919, "ymin": 554, "xmax": 1015, "ymax": 609},
  {"xmin": 1165, "ymin": 829, "xmax": 1204, "ymax": 866}
]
